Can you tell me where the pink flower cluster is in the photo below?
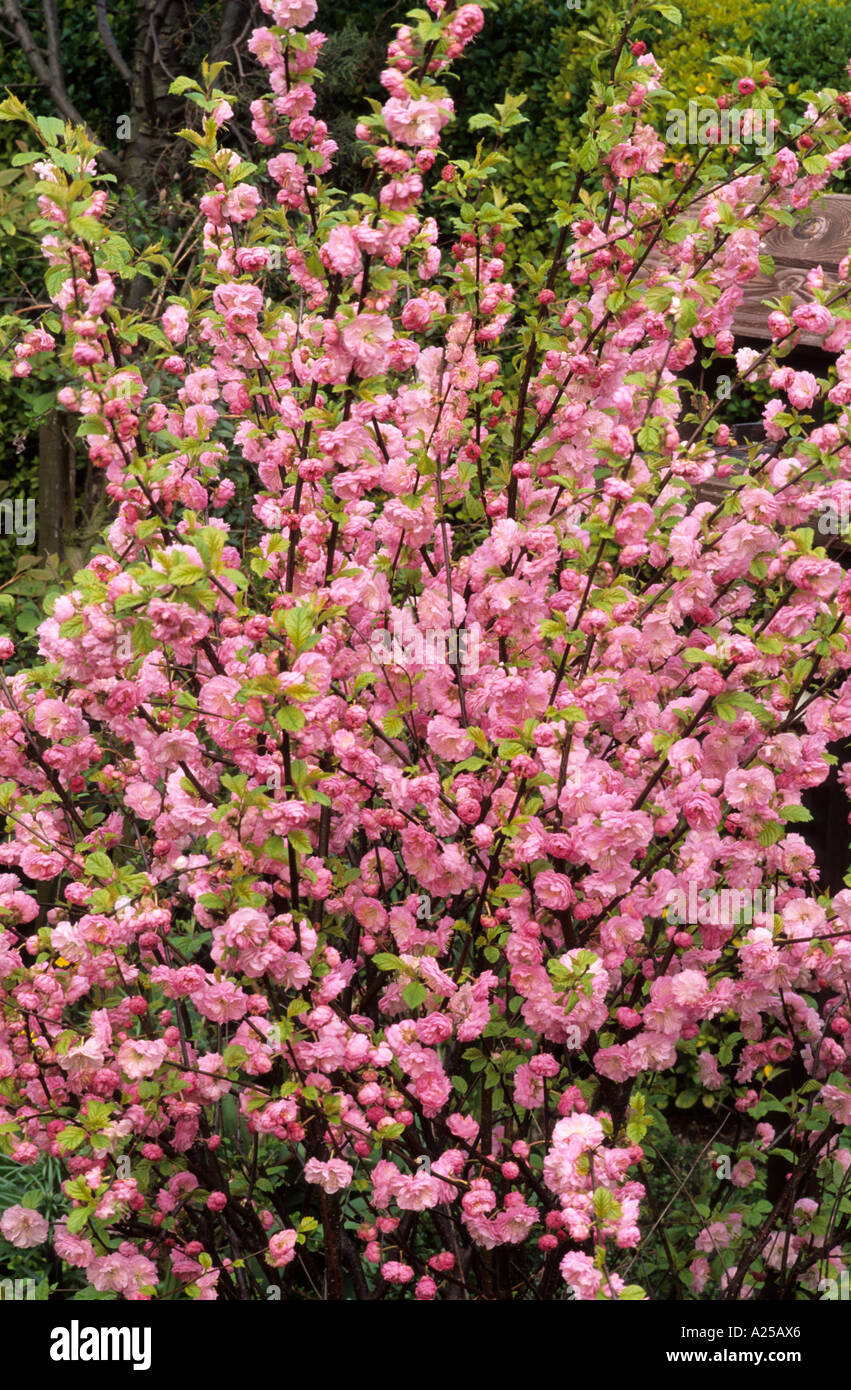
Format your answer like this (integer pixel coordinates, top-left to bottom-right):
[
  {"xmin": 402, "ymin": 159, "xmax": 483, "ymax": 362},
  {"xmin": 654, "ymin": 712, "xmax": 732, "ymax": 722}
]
[{"xmin": 0, "ymin": 0, "xmax": 850, "ymax": 1303}]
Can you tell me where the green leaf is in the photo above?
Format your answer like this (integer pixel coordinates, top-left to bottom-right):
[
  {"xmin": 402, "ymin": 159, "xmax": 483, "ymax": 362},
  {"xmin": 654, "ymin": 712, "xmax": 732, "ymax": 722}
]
[
  {"xmin": 562, "ymin": 706, "xmax": 585, "ymax": 723},
  {"xmin": 714, "ymin": 693, "xmax": 740, "ymax": 722},
  {"xmin": 497, "ymin": 739, "xmax": 526, "ymax": 759},
  {"xmin": 275, "ymin": 705, "xmax": 305, "ymax": 732},
  {"xmin": 372, "ymin": 953, "xmax": 404, "ymax": 972},
  {"xmin": 85, "ymin": 1101, "xmax": 112, "ymax": 1126},
  {"xmin": 64, "ymin": 1178, "xmax": 92, "ymax": 1203},
  {"xmin": 169, "ymin": 76, "xmax": 202, "ymax": 96},
  {"xmin": 36, "ymin": 115, "xmax": 66, "ymax": 142},
  {"xmin": 493, "ymin": 882, "xmax": 523, "ymax": 899},
  {"xmin": 714, "ymin": 690, "xmax": 772, "ymax": 725},
  {"xmin": 169, "ymin": 562, "xmax": 205, "ymax": 588},
  {"xmin": 59, "ymin": 614, "xmax": 85, "ymax": 639},
  {"xmin": 287, "ymin": 829, "xmax": 313, "ymax": 856},
  {"xmin": 65, "ymin": 1206, "xmax": 91, "ymax": 1235},
  {"xmin": 377, "ymin": 1122, "xmax": 404, "ymax": 1140},
  {"xmin": 757, "ymin": 821, "xmax": 785, "ymax": 848},
  {"xmin": 58, "ymin": 1125, "xmax": 87, "ymax": 1153},
  {"xmin": 84, "ymin": 851, "xmax": 113, "ymax": 881},
  {"xmin": 677, "ymin": 297, "xmax": 699, "ymax": 332},
  {"xmin": 577, "ymin": 138, "xmax": 598, "ymax": 171},
  {"xmin": 593, "ymin": 1187, "xmax": 622, "ymax": 1222},
  {"xmin": 402, "ymin": 981, "xmax": 428, "ymax": 1009},
  {"xmin": 261, "ymin": 835, "xmax": 288, "ymax": 862},
  {"xmin": 590, "ymin": 586, "xmax": 630, "ymax": 614},
  {"xmin": 674, "ymin": 1089, "xmax": 699, "ymax": 1109},
  {"xmin": 283, "ymin": 607, "xmax": 315, "ymax": 652}
]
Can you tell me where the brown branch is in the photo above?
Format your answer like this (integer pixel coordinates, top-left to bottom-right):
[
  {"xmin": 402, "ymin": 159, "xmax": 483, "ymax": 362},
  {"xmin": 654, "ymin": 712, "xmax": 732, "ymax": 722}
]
[
  {"xmin": 96, "ymin": 0, "xmax": 133, "ymax": 84},
  {"xmin": 1, "ymin": 0, "xmax": 122, "ymax": 175},
  {"xmin": 209, "ymin": 0, "xmax": 252, "ymax": 64},
  {"xmin": 41, "ymin": 0, "xmax": 62, "ymax": 88}
]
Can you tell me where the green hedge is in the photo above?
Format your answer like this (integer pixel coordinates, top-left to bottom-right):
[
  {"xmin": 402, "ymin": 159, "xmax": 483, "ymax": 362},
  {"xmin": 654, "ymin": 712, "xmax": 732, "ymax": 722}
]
[{"xmin": 445, "ymin": 0, "xmax": 851, "ymax": 260}]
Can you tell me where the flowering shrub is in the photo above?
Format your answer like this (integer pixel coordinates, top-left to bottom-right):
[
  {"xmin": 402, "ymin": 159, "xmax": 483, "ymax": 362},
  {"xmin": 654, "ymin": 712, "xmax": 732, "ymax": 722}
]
[{"xmin": 1, "ymin": 0, "xmax": 851, "ymax": 1301}]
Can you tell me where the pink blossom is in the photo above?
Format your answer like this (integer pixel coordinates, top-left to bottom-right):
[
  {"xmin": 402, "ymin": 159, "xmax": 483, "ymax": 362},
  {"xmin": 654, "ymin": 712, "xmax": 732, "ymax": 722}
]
[
  {"xmin": 0, "ymin": 1204, "xmax": 48, "ymax": 1248},
  {"xmin": 383, "ymin": 97, "xmax": 453, "ymax": 146},
  {"xmin": 340, "ymin": 312, "xmax": 394, "ymax": 377},
  {"xmin": 731, "ymin": 1160, "xmax": 756, "ymax": 1188},
  {"xmin": 267, "ymin": 1229, "xmax": 298, "ymax": 1266},
  {"xmin": 116, "ymin": 1038, "xmax": 168, "ymax": 1080},
  {"xmin": 787, "ymin": 371, "xmax": 819, "ymax": 409},
  {"xmin": 262, "ymin": 0, "xmax": 317, "ymax": 25},
  {"xmin": 304, "ymin": 1158, "xmax": 354, "ymax": 1194},
  {"xmin": 161, "ymin": 304, "xmax": 189, "ymax": 344},
  {"xmin": 321, "ymin": 224, "xmax": 362, "ymax": 277}
]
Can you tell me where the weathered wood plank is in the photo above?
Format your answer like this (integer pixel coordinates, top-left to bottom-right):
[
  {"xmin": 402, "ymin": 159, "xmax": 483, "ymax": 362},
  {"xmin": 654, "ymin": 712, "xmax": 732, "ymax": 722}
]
[{"xmin": 644, "ymin": 192, "xmax": 851, "ymax": 345}]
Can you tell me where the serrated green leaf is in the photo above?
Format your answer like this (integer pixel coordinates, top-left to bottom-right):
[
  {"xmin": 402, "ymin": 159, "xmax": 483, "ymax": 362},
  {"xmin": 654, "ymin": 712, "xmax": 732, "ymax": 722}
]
[
  {"xmin": 84, "ymin": 851, "xmax": 113, "ymax": 881},
  {"xmin": 372, "ymin": 952, "xmax": 404, "ymax": 972},
  {"xmin": 65, "ymin": 1206, "xmax": 91, "ymax": 1235},
  {"xmin": 275, "ymin": 705, "xmax": 305, "ymax": 732},
  {"xmin": 402, "ymin": 981, "xmax": 428, "ymax": 1009},
  {"xmin": 58, "ymin": 1125, "xmax": 87, "ymax": 1153}
]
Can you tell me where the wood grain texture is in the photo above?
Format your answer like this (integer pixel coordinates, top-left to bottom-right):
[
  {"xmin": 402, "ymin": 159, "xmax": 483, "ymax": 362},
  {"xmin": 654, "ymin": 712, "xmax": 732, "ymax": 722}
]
[{"xmin": 644, "ymin": 193, "xmax": 851, "ymax": 345}]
